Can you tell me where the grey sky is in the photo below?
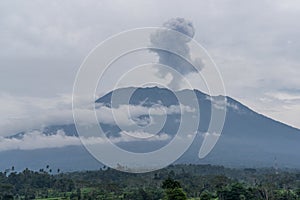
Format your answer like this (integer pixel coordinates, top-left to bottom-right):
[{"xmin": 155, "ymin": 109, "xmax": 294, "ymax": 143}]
[{"xmin": 0, "ymin": 0, "xmax": 300, "ymax": 135}]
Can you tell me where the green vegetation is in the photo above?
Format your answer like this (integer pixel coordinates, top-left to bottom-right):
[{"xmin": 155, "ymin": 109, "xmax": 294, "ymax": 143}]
[{"xmin": 0, "ymin": 164, "xmax": 299, "ymax": 199}]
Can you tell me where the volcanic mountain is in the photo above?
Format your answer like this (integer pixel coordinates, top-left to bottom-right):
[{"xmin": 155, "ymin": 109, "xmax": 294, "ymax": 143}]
[{"xmin": 1, "ymin": 87, "xmax": 300, "ymax": 171}]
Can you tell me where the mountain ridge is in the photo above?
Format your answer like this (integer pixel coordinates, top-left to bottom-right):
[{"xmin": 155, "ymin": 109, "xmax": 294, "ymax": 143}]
[{"xmin": 2, "ymin": 86, "xmax": 300, "ymax": 171}]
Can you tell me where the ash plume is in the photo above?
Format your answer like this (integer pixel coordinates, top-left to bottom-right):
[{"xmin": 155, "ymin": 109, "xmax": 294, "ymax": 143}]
[{"xmin": 150, "ymin": 18, "xmax": 204, "ymax": 89}]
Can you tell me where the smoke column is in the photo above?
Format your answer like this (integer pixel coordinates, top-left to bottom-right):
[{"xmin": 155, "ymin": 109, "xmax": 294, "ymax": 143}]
[{"xmin": 150, "ymin": 18, "xmax": 204, "ymax": 89}]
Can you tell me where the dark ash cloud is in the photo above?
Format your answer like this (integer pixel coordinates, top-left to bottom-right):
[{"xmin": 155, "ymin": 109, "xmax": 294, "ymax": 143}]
[
  {"xmin": 163, "ymin": 18, "xmax": 195, "ymax": 38},
  {"xmin": 150, "ymin": 18, "xmax": 204, "ymax": 89}
]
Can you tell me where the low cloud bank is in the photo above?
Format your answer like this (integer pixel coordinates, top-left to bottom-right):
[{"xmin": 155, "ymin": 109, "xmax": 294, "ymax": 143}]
[{"xmin": 0, "ymin": 130, "xmax": 171, "ymax": 152}]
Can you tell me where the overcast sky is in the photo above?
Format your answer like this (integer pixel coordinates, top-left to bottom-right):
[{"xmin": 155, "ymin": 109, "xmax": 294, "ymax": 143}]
[{"xmin": 1, "ymin": 0, "xmax": 300, "ymax": 135}]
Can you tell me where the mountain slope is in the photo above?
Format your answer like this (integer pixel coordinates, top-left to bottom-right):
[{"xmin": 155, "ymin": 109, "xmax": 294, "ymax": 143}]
[{"xmin": 1, "ymin": 87, "xmax": 300, "ymax": 171}]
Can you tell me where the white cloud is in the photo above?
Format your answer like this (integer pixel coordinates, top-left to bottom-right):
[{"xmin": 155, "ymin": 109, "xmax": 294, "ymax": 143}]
[
  {"xmin": 0, "ymin": 130, "xmax": 81, "ymax": 151},
  {"xmin": 0, "ymin": 129, "xmax": 170, "ymax": 152},
  {"xmin": 0, "ymin": 93, "xmax": 195, "ymax": 137},
  {"xmin": 76, "ymin": 103, "xmax": 195, "ymax": 129},
  {"xmin": 0, "ymin": 94, "xmax": 74, "ymax": 136},
  {"xmin": 206, "ymin": 96, "xmax": 239, "ymax": 111},
  {"xmin": 266, "ymin": 92, "xmax": 300, "ymax": 102},
  {"xmin": 119, "ymin": 130, "xmax": 170, "ymax": 141},
  {"xmin": 202, "ymin": 132, "xmax": 220, "ymax": 138}
]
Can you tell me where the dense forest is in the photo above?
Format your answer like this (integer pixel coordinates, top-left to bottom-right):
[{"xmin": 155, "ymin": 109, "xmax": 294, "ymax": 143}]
[{"xmin": 0, "ymin": 164, "xmax": 299, "ymax": 200}]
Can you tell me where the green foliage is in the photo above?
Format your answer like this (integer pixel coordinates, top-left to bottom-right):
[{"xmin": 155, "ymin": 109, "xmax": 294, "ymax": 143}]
[
  {"xmin": 295, "ymin": 188, "xmax": 300, "ymax": 196},
  {"xmin": 162, "ymin": 178, "xmax": 187, "ymax": 200},
  {"xmin": 0, "ymin": 164, "xmax": 299, "ymax": 200},
  {"xmin": 273, "ymin": 190, "xmax": 298, "ymax": 200},
  {"xmin": 217, "ymin": 183, "xmax": 258, "ymax": 200},
  {"xmin": 164, "ymin": 188, "xmax": 187, "ymax": 200},
  {"xmin": 199, "ymin": 190, "xmax": 213, "ymax": 200},
  {"xmin": 162, "ymin": 178, "xmax": 181, "ymax": 189}
]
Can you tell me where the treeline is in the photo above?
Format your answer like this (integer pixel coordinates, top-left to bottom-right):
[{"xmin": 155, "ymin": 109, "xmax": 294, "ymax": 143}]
[
  {"xmin": 0, "ymin": 168, "xmax": 74, "ymax": 200},
  {"xmin": 0, "ymin": 164, "xmax": 299, "ymax": 199}
]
